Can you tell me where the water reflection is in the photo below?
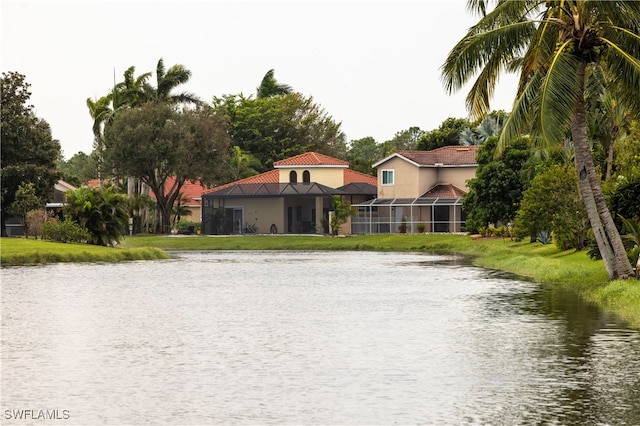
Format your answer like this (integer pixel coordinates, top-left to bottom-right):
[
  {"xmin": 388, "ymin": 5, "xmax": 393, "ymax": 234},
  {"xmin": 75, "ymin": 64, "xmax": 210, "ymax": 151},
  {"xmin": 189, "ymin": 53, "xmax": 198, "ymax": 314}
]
[{"xmin": 1, "ymin": 251, "xmax": 639, "ymax": 425}]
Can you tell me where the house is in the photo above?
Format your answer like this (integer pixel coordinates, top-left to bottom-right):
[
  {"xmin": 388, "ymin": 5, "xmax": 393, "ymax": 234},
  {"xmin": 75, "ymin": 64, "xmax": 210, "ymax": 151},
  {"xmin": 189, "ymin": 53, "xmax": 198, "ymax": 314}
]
[
  {"xmin": 351, "ymin": 145, "xmax": 479, "ymax": 234},
  {"xmin": 4, "ymin": 180, "xmax": 76, "ymax": 236},
  {"xmin": 201, "ymin": 152, "xmax": 377, "ymax": 235}
]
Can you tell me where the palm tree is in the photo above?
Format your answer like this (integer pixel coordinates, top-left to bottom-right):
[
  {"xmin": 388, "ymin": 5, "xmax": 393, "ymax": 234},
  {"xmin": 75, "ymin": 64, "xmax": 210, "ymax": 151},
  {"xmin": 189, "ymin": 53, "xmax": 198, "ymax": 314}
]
[
  {"xmin": 442, "ymin": 0, "xmax": 639, "ymax": 279},
  {"xmin": 64, "ymin": 184, "xmax": 129, "ymax": 246},
  {"xmin": 256, "ymin": 69, "xmax": 293, "ymax": 98},
  {"xmin": 151, "ymin": 58, "xmax": 201, "ymax": 105},
  {"xmin": 228, "ymin": 145, "xmax": 260, "ymax": 181}
]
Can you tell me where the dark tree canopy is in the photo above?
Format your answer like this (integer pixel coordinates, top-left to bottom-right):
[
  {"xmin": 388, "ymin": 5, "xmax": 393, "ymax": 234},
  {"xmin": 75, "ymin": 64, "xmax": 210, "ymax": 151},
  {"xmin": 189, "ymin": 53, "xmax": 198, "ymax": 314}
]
[
  {"xmin": 214, "ymin": 92, "xmax": 346, "ymax": 172},
  {"xmin": 1, "ymin": 71, "xmax": 61, "ymax": 236},
  {"xmin": 346, "ymin": 137, "xmax": 383, "ymax": 175},
  {"xmin": 416, "ymin": 117, "xmax": 471, "ymax": 151},
  {"xmin": 103, "ymin": 102, "xmax": 231, "ymax": 233},
  {"xmin": 463, "ymin": 136, "xmax": 532, "ymax": 232}
]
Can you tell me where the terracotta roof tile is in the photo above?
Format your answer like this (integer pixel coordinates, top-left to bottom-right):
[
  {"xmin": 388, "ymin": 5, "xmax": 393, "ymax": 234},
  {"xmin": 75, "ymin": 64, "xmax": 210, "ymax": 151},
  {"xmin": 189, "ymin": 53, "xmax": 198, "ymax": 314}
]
[
  {"xmin": 422, "ymin": 184, "xmax": 467, "ymax": 198},
  {"xmin": 203, "ymin": 170, "xmax": 280, "ymax": 194},
  {"xmin": 343, "ymin": 169, "xmax": 377, "ymax": 186},
  {"xmin": 394, "ymin": 145, "xmax": 479, "ymax": 166},
  {"xmin": 273, "ymin": 152, "xmax": 349, "ymax": 167}
]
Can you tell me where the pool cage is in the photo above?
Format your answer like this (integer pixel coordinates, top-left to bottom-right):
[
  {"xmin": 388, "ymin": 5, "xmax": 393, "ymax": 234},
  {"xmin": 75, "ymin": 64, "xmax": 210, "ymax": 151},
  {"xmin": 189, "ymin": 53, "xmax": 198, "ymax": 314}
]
[{"xmin": 350, "ymin": 197, "xmax": 466, "ymax": 234}]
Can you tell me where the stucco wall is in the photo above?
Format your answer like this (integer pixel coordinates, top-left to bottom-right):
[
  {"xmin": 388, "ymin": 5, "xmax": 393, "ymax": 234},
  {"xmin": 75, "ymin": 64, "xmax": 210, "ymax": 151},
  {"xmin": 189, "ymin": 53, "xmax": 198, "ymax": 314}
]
[
  {"xmin": 278, "ymin": 167, "xmax": 345, "ymax": 187},
  {"xmin": 377, "ymin": 158, "xmax": 421, "ymax": 198}
]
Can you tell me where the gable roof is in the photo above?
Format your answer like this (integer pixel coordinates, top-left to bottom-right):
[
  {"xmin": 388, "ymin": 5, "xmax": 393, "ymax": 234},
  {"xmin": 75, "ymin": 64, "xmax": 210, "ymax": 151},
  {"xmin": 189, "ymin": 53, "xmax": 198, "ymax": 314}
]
[
  {"xmin": 373, "ymin": 145, "xmax": 479, "ymax": 168},
  {"xmin": 422, "ymin": 184, "xmax": 467, "ymax": 198},
  {"xmin": 273, "ymin": 152, "xmax": 349, "ymax": 168}
]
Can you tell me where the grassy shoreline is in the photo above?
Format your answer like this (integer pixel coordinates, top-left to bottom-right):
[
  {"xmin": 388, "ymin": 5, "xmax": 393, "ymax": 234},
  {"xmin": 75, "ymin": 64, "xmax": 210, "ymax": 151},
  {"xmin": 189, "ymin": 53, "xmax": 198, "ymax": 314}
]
[{"xmin": 2, "ymin": 234, "xmax": 638, "ymax": 328}]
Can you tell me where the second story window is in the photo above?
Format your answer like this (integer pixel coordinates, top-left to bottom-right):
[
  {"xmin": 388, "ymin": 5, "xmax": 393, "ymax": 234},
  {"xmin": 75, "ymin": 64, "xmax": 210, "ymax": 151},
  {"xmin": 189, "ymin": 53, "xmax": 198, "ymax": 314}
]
[
  {"xmin": 303, "ymin": 170, "xmax": 310, "ymax": 183},
  {"xmin": 381, "ymin": 169, "xmax": 394, "ymax": 185},
  {"xmin": 289, "ymin": 170, "xmax": 297, "ymax": 183}
]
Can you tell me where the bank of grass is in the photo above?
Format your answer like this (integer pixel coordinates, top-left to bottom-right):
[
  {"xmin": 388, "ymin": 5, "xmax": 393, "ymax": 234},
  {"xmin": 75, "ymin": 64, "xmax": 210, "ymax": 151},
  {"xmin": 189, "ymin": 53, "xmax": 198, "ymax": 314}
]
[
  {"xmin": 0, "ymin": 237, "xmax": 169, "ymax": 266},
  {"xmin": 2, "ymin": 233, "xmax": 638, "ymax": 329}
]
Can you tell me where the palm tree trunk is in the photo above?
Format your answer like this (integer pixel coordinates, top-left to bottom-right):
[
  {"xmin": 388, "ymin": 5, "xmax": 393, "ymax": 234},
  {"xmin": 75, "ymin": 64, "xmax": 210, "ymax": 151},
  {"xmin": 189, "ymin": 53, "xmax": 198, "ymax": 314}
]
[{"xmin": 572, "ymin": 63, "xmax": 634, "ymax": 279}]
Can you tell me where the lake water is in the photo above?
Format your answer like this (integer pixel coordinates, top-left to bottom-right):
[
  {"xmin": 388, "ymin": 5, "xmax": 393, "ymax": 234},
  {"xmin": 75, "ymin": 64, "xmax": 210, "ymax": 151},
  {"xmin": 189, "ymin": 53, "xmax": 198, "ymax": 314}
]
[{"xmin": 1, "ymin": 251, "xmax": 639, "ymax": 425}]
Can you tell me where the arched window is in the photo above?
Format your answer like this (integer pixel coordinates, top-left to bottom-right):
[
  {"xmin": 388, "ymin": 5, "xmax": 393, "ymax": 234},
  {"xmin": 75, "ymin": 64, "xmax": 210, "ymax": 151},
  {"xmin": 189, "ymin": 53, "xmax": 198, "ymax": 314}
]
[
  {"xmin": 302, "ymin": 170, "xmax": 310, "ymax": 183},
  {"xmin": 289, "ymin": 170, "xmax": 297, "ymax": 183}
]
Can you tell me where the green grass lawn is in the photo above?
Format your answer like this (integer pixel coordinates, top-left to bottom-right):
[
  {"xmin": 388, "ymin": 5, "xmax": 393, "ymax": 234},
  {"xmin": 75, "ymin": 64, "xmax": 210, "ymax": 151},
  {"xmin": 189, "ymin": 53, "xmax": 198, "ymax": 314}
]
[
  {"xmin": 2, "ymin": 233, "xmax": 638, "ymax": 329},
  {"xmin": 0, "ymin": 237, "xmax": 168, "ymax": 266}
]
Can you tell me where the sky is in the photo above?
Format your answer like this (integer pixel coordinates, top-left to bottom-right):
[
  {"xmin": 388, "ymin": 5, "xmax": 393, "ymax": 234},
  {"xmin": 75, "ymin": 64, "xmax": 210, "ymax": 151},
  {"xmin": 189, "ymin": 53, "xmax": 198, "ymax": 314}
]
[{"xmin": 2, "ymin": 0, "xmax": 520, "ymax": 160}]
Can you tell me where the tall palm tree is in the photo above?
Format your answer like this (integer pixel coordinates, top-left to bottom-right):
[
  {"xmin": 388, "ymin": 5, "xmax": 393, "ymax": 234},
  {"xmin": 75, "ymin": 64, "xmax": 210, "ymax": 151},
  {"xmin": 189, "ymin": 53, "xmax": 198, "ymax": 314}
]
[
  {"xmin": 442, "ymin": 0, "xmax": 639, "ymax": 279},
  {"xmin": 256, "ymin": 69, "xmax": 293, "ymax": 98},
  {"xmin": 151, "ymin": 58, "xmax": 201, "ymax": 105}
]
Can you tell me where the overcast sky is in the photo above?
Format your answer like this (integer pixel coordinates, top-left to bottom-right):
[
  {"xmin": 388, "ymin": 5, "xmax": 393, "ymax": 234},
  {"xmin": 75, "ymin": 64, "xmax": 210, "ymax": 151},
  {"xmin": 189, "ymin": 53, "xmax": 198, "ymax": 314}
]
[{"xmin": 2, "ymin": 0, "xmax": 520, "ymax": 159}]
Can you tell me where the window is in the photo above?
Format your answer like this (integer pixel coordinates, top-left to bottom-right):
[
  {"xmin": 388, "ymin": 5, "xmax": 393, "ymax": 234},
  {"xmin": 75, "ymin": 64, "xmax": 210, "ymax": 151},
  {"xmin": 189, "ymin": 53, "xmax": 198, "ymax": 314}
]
[
  {"xmin": 289, "ymin": 170, "xmax": 297, "ymax": 183},
  {"xmin": 303, "ymin": 170, "xmax": 310, "ymax": 183},
  {"xmin": 381, "ymin": 169, "xmax": 394, "ymax": 185}
]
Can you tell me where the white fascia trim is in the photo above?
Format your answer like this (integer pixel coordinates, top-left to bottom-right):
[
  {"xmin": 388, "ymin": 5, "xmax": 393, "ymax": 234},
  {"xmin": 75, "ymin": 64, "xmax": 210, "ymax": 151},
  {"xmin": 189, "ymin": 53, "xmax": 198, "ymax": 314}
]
[
  {"xmin": 372, "ymin": 153, "xmax": 420, "ymax": 169},
  {"xmin": 273, "ymin": 164, "xmax": 348, "ymax": 169}
]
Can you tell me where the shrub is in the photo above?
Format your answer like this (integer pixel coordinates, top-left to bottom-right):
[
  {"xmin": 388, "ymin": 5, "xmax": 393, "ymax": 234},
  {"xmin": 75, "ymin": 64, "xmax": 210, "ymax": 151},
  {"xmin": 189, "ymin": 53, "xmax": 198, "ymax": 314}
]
[
  {"xmin": 175, "ymin": 219, "xmax": 201, "ymax": 234},
  {"xmin": 537, "ymin": 230, "xmax": 552, "ymax": 245},
  {"xmin": 25, "ymin": 209, "xmax": 54, "ymax": 239},
  {"xmin": 42, "ymin": 217, "xmax": 90, "ymax": 243}
]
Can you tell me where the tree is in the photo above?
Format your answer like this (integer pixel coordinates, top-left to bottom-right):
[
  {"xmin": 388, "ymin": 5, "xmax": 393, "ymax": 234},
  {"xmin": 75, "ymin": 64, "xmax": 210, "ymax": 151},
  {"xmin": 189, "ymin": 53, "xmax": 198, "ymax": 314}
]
[
  {"xmin": 214, "ymin": 92, "xmax": 346, "ymax": 171},
  {"xmin": 256, "ymin": 69, "xmax": 293, "ymax": 99},
  {"xmin": 463, "ymin": 136, "xmax": 531, "ymax": 233},
  {"xmin": 1, "ymin": 71, "xmax": 61, "ymax": 236},
  {"xmin": 103, "ymin": 102, "xmax": 231, "ymax": 233},
  {"xmin": 382, "ymin": 127, "xmax": 424, "ymax": 154},
  {"xmin": 442, "ymin": 0, "xmax": 639, "ymax": 279},
  {"xmin": 172, "ymin": 192, "xmax": 192, "ymax": 226},
  {"xmin": 57, "ymin": 151, "xmax": 99, "ymax": 186},
  {"xmin": 227, "ymin": 145, "xmax": 261, "ymax": 181},
  {"xmin": 329, "ymin": 195, "xmax": 353, "ymax": 236},
  {"xmin": 149, "ymin": 58, "xmax": 201, "ymax": 105},
  {"xmin": 64, "ymin": 184, "xmax": 129, "ymax": 246},
  {"xmin": 515, "ymin": 163, "xmax": 588, "ymax": 250},
  {"xmin": 416, "ymin": 117, "xmax": 471, "ymax": 151},
  {"xmin": 611, "ymin": 122, "xmax": 640, "ymax": 182},
  {"xmin": 8, "ymin": 182, "xmax": 42, "ymax": 236},
  {"xmin": 347, "ymin": 137, "xmax": 383, "ymax": 175}
]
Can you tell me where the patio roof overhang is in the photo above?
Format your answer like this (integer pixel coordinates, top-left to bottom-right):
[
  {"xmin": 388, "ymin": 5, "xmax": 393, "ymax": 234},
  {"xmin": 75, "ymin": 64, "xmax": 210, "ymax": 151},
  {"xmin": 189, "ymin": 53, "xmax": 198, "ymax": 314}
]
[{"xmin": 202, "ymin": 182, "xmax": 346, "ymax": 199}]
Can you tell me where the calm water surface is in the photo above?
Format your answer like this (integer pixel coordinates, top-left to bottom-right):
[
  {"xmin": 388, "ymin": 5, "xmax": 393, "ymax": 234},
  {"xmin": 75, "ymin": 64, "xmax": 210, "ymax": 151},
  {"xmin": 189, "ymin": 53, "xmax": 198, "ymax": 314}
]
[{"xmin": 1, "ymin": 251, "xmax": 639, "ymax": 425}]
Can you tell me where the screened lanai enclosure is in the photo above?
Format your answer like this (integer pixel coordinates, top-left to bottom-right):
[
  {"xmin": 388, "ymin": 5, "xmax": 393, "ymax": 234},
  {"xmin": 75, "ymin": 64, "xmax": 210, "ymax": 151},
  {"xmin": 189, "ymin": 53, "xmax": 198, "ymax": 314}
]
[{"xmin": 351, "ymin": 196, "xmax": 466, "ymax": 234}]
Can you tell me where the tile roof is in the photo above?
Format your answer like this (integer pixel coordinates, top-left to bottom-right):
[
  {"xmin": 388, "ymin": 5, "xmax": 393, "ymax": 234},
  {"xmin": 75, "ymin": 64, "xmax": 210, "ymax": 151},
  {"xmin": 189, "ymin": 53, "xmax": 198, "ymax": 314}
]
[
  {"xmin": 422, "ymin": 184, "xmax": 467, "ymax": 198},
  {"xmin": 379, "ymin": 145, "xmax": 479, "ymax": 167},
  {"xmin": 204, "ymin": 170, "xmax": 280, "ymax": 194},
  {"xmin": 273, "ymin": 152, "xmax": 349, "ymax": 167},
  {"xmin": 343, "ymin": 169, "xmax": 377, "ymax": 186}
]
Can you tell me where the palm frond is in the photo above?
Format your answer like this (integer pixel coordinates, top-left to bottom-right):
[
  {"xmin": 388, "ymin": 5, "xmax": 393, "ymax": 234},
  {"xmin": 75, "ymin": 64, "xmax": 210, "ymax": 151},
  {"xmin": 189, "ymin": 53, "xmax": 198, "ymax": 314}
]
[
  {"xmin": 538, "ymin": 41, "xmax": 581, "ymax": 145},
  {"xmin": 442, "ymin": 20, "xmax": 535, "ymax": 97},
  {"xmin": 600, "ymin": 27, "xmax": 640, "ymax": 115},
  {"xmin": 498, "ymin": 70, "xmax": 542, "ymax": 155}
]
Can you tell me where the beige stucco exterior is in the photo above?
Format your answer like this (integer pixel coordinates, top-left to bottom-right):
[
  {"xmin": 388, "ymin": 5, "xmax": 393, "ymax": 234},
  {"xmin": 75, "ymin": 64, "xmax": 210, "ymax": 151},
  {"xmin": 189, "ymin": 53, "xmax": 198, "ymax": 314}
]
[
  {"xmin": 377, "ymin": 157, "xmax": 477, "ymax": 199},
  {"xmin": 277, "ymin": 166, "xmax": 347, "ymax": 188}
]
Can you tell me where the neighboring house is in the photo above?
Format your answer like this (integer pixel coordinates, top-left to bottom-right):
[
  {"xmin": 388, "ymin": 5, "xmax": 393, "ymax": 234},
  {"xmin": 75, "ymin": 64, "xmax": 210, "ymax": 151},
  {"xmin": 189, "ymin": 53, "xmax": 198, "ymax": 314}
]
[
  {"xmin": 351, "ymin": 145, "xmax": 479, "ymax": 234},
  {"xmin": 4, "ymin": 180, "xmax": 76, "ymax": 236},
  {"xmin": 201, "ymin": 152, "xmax": 377, "ymax": 235},
  {"xmin": 157, "ymin": 177, "xmax": 209, "ymax": 226}
]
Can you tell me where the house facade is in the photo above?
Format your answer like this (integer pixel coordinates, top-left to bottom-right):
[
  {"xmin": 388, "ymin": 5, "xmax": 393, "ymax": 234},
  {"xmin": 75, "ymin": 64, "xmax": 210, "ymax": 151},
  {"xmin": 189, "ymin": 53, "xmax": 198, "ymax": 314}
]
[
  {"xmin": 201, "ymin": 152, "xmax": 377, "ymax": 235},
  {"xmin": 351, "ymin": 145, "xmax": 479, "ymax": 234}
]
